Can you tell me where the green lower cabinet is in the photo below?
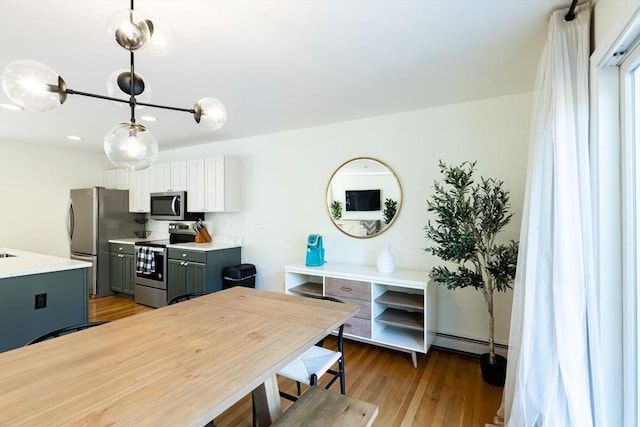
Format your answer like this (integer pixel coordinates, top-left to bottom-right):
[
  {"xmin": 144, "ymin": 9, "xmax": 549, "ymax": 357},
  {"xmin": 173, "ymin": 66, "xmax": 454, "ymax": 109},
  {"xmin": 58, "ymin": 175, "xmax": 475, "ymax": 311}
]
[
  {"xmin": 121, "ymin": 253, "xmax": 135, "ymax": 295},
  {"xmin": 184, "ymin": 262, "xmax": 206, "ymax": 293},
  {"xmin": 167, "ymin": 247, "xmax": 241, "ymax": 302},
  {"xmin": 167, "ymin": 259, "xmax": 206, "ymax": 302},
  {"xmin": 109, "ymin": 244, "xmax": 135, "ymax": 296}
]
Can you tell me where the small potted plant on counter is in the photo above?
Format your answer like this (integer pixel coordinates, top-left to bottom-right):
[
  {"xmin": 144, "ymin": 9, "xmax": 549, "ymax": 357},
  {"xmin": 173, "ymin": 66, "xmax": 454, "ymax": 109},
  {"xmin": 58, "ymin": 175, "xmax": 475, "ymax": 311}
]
[{"xmin": 424, "ymin": 160, "xmax": 518, "ymax": 386}]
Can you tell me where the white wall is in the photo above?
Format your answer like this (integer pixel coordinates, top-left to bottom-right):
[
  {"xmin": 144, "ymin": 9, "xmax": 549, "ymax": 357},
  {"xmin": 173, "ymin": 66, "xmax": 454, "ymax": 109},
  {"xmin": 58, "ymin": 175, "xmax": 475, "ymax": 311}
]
[
  {"xmin": 0, "ymin": 141, "xmax": 108, "ymax": 257},
  {"xmin": 0, "ymin": 92, "xmax": 530, "ymax": 349},
  {"xmin": 593, "ymin": 0, "xmax": 637, "ymax": 44},
  {"xmin": 150, "ymin": 91, "xmax": 532, "ymax": 347}
]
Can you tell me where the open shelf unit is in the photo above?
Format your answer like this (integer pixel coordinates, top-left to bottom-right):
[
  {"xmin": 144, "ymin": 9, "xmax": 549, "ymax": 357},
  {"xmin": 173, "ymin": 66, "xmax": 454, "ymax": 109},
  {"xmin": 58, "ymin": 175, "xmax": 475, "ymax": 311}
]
[
  {"xmin": 376, "ymin": 308, "xmax": 424, "ymax": 331},
  {"xmin": 289, "ymin": 282, "xmax": 323, "ymax": 297},
  {"xmin": 284, "ymin": 263, "xmax": 436, "ymax": 368},
  {"xmin": 375, "ymin": 291, "xmax": 423, "ymax": 311}
]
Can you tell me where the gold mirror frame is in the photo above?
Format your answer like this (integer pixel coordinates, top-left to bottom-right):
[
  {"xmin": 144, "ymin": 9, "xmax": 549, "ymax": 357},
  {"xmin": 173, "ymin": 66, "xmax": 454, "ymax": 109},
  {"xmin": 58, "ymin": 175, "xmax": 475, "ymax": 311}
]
[{"xmin": 326, "ymin": 157, "xmax": 402, "ymax": 238}]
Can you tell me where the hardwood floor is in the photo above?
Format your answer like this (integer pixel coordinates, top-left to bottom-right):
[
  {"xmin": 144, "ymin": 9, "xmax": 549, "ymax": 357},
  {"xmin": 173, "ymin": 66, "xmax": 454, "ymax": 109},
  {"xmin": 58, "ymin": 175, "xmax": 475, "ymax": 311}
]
[
  {"xmin": 89, "ymin": 295, "xmax": 503, "ymax": 426},
  {"xmin": 89, "ymin": 295, "xmax": 154, "ymax": 322}
]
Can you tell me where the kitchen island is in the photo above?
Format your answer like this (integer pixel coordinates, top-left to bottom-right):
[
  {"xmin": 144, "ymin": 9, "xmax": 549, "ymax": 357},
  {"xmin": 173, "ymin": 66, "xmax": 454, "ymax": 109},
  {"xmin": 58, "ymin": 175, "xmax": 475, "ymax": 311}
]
[{"xmin": 0, "ymin": 248, "xmax": 90, "ymax": 352}]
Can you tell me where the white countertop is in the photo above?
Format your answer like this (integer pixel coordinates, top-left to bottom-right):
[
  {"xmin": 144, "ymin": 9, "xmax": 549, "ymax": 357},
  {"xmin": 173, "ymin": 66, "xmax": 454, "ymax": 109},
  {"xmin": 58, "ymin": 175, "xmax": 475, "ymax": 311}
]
[
  {"xmin": 109, "ymin": 237, "xmax": 152, "ymax": 244},
  {"xmin": 0, "ymin": 248, "xmax": 91, "ymax": 279},
  {"xmin": 284, "ymin": 262, "xmax": 429, "ymax": 287},
  {"xmin": 166, "ymin": 241, "xmax": 241, "ymax": 251},
  {"xmin": 108, "ymin": 238, "xmax": 241, "ymax": 251}
]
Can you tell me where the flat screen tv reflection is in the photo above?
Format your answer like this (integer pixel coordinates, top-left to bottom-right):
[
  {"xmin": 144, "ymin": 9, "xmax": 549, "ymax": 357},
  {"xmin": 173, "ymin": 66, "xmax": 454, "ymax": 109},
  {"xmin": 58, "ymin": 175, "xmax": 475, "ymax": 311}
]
[{"xmin": 345, "ymin": 189, "xmax": 381, "ymax": 211}]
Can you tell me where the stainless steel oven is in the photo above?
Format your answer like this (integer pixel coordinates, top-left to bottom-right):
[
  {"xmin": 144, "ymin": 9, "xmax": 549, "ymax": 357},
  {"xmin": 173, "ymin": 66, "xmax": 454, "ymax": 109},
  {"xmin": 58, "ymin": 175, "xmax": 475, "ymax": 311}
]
[
  {"xmin": 134, "ymin": 242, "xmax": 168, "ymax": 308},
  {"xmin": 133, "ymin": 223, "xmax": 197, "ymax": 308}
]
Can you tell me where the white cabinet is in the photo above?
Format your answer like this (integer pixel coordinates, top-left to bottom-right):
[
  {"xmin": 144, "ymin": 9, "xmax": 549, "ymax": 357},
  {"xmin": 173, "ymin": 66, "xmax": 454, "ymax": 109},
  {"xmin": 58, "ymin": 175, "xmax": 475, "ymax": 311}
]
[
  {"xmin": 186, "ymin": 156, "xmax": 241, "ymax": 212},
  {"xmin": 128, "ymin": 169, "xmax": 150, "ymax": 213},
  {"xmin": 284, "ymin": 263, "xmax": 436, "ymax": 368},
  {"xmin": 170, "ymin": 162, "xmax": 187, "ymax": 191},
  {"xmin": 103, "ymin": 169, "xmax": 129, "ymax": 190},
  {"xmin": 149, "ymin": 161, "xmax": 187, "ymax": 193},
  {"xmin": 105, "ymin": 156, "xmax": 237, "ymax": 214},
  {"xmin": 149, "ymin": 163, "xmax": 170, "ymax": 193},
  {"xmin": 186, "ymin": 159, "xmax": 205, "ymax": 212},
  {"xmin": 104, "ymin": 170, "xmax": 115, "ymax": 189}
]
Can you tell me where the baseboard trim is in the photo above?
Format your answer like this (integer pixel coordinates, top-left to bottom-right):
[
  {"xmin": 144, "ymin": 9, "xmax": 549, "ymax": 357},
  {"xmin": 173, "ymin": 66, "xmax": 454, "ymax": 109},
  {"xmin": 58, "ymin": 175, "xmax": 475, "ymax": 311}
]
[{"xmin": 432, "ymin": 332, "xmax": 508, "ymax": 357}]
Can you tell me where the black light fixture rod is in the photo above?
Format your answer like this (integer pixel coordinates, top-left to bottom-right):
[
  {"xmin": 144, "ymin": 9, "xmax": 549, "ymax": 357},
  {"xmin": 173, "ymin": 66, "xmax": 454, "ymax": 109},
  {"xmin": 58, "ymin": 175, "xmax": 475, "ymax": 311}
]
[
  {"xmin": 129, "ymin": 50, "xmax": 137, "ymax": 123},
  {"xmin": 135, "ymin": 101, "xmax": 196, "ymax": 114},
  {"xmin": 64, "ymin": 89, "xmax": 196, "ymax": 114},
  {"xmin": 65, "ymin": 88, "xmax": 131, "ymax": 104},
  {"xmin": 565, "ymin": 0, "xmax": 579, "ymax": 21}
]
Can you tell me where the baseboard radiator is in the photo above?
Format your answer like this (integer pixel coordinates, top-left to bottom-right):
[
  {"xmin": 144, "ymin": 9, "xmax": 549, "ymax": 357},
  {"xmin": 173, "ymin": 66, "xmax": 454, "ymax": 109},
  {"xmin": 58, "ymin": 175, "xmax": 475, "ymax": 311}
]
[{"xmin": 432, "ymin": 332, "xmax": 509, "ymax": 358}]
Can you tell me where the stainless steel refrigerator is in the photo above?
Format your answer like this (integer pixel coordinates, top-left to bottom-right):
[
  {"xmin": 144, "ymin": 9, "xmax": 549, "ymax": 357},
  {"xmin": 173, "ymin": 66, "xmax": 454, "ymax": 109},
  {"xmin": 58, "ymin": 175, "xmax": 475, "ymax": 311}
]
[{"xmin": 68, "ymin": 187, "xmax": 139, "ymax": 298}]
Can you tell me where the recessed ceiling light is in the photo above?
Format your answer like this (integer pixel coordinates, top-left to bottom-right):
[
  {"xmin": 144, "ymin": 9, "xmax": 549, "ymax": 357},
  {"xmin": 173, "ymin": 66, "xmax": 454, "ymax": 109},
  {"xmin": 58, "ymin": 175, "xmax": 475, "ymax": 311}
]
[
  {"xmin": 67, "ymin": 135, "xmax": 83, "ymax": 141},
  {"xmin": 141, "ymin": 115, "xmax": 157, "ymax": 122},
  {"xmin": 0, "ymin": 103, "xmax": 23, "ymax": 111}
]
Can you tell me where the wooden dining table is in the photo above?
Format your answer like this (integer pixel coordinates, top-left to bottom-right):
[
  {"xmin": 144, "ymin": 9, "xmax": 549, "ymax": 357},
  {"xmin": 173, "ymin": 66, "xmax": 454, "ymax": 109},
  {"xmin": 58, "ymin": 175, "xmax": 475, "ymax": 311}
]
[{"xmin": 0, "ymin": 287, "xmax": 358, "ymax": 426}]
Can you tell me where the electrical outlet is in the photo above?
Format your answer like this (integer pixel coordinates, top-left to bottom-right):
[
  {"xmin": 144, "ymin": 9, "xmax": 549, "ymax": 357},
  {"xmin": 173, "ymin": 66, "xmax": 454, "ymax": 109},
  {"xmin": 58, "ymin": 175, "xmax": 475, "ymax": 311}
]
[
  {"xmin": 34, "ymin": 293, "xmax": 47, "ymax": 309},
  {"xmin": 255, "ymin": 221, "xmax": 265, "ymax": 229}
]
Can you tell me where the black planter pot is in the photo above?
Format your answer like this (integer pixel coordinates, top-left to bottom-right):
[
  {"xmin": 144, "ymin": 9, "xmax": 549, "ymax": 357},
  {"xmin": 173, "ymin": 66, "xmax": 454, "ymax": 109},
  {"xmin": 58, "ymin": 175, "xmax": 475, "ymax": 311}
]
[{"xmin": 480, "ymin": 353, "xmax": 507, "ymax": 386}]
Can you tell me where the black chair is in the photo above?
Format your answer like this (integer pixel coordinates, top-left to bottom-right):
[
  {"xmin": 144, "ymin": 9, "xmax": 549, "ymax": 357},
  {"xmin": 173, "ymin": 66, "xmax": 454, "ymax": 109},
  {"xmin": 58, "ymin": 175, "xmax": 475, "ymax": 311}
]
[
  {"xmin": 167, "ymin": 291, "xmax": 212, "ymax": 305},
  {"xmin": 25, "ymin": 321, "xmax": 107, "ymax": 345},
  {"xmin": 277, "ymin": 295, "xmax": 346, "ymax": 401}
]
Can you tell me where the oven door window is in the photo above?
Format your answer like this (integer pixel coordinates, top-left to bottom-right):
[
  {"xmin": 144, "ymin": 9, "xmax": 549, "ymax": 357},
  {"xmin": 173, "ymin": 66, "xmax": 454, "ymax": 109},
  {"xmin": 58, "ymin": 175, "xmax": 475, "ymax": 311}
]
[{"xmin": 136, "ymin": 249, "xmax": 164, "ymax": 281}]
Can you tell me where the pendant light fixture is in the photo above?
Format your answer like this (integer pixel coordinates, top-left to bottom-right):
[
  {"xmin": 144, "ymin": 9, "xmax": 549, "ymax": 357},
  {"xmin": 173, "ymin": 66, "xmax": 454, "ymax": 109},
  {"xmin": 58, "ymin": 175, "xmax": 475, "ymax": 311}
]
[{"xmin": 0, "ymin": 0, "xmax": 226, "ymax": 171}]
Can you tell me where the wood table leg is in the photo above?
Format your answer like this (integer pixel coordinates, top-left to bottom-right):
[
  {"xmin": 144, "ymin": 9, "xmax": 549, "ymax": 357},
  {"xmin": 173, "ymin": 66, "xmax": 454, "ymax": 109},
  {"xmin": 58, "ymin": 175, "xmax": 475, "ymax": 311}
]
[{"xmin": 253, "ymin": 375, "xmax": 282, "ymax": 426}]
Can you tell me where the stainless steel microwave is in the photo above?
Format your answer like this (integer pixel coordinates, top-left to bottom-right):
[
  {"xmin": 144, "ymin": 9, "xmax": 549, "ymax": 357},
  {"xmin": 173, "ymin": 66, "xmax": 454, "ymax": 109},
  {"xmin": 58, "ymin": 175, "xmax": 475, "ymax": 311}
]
[{"xmin": 150, "ymin": 191, "xmax": 202, "ymax": 221}]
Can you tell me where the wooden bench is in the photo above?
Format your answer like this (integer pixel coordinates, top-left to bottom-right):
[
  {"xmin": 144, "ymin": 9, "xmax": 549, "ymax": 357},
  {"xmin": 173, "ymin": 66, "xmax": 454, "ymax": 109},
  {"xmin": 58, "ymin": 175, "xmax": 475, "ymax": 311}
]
[{"xmin": 271, "ymin": 387, "xmax": 378, "ymax": 427}]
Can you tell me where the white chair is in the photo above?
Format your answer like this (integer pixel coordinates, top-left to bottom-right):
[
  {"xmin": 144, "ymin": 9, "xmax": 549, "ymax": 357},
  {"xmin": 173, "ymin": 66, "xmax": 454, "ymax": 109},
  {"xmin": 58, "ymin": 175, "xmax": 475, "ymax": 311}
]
[{"xmin": 277, "ymin": 296, "xmax": 346, "ymax": 401}]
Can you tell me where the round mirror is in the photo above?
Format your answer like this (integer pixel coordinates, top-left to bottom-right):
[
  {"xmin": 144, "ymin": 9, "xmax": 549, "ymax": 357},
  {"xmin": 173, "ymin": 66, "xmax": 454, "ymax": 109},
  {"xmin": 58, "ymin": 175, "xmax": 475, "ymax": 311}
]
[{"xmin": 326, "ymin": 157, "xmax": 402, "ymax": 238}]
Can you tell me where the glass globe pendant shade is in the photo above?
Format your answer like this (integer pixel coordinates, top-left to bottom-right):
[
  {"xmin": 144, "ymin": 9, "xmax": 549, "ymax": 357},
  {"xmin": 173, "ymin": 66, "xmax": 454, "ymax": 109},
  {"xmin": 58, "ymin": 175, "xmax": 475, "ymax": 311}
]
[
  {"xmin": 146, "ymin": 19, "xmax": 173, "ymax": 56},
  {"xmin": 104, "ymin": 122, "xmax": 158, "ymax": 171},
  {"xmin": 106, "ymin": 9, "xmax": 151, "ymax": 51},
  {"xmin": 107, "ymin": 69, "xmax": 151, "ymax": 104},
  {"xmin": 194, "ymin": 97, "xmax": 227, "ymax": 130},
  {"xmin": 0, "ymin": 60, "xmax": 67, "ymax": 112}
]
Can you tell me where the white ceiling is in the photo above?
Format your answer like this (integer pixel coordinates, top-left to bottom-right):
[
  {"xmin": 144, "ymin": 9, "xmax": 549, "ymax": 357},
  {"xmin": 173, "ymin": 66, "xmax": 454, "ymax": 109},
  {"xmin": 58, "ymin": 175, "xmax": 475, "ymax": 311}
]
[{"xmin": 0, "ymin": 0, "xmax": 569, "ymax": 154}]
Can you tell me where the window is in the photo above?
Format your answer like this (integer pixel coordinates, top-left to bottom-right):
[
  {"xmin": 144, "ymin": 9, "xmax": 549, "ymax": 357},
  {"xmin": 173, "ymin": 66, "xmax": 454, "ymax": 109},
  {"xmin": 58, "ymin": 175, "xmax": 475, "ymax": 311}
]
[{"xmin": 620, "ymin": 39, "xmax": 640, "ymax": 427}]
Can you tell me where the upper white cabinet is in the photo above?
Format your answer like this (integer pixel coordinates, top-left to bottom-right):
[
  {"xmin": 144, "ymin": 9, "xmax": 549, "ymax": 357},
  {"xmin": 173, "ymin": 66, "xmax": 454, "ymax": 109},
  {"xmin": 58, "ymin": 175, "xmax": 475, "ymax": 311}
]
[
  {"xmin": 106, "ymin": 156, "xmax": 237, "ymax": 214},
  {"xmin": 103, "ymin": 170, "xmax": 114, "ymax": 188},
  {"xmin": 128, "ymin": 169, "xmax": 150, "ymax": 213},
  {"xmin": 186, "ymin": 159, "xmax": 205, "ymax": 212},
  {"xmin": 103, "ymin": 169, "xmax": 129, "ymax": 190},
  {"xmin": 186, "ymin": 156, "xmax": 241, "ymax": 212},
  {"xmin": 171, "ymin": 162, "xmax": 187, "ymax": 191},
  {"xmin": 149, "ymin": 161, "xmax": 187, "ymax": 193}
]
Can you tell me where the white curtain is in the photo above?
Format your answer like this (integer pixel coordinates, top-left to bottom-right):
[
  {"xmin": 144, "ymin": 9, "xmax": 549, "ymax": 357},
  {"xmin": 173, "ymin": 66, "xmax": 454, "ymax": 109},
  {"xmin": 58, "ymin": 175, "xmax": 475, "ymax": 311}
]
[{"xmin": 500, "ymin": 5, "xmax": 607, "ymax": 426}]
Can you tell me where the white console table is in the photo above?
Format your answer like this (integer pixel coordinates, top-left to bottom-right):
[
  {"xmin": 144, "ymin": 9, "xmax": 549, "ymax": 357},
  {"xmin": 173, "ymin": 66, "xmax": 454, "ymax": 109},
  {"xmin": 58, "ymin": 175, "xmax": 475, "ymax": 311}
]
[{"xmin": 284, "ymin": 263, "xmax": 436, "ymax": 367}]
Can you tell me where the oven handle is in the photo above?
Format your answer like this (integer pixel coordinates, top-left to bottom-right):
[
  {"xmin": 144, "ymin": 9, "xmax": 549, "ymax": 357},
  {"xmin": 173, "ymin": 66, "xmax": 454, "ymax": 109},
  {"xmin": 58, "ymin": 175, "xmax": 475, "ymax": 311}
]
[{"xmin": 135, "ymin": 246, "xmax": 167, "ymax": 254}]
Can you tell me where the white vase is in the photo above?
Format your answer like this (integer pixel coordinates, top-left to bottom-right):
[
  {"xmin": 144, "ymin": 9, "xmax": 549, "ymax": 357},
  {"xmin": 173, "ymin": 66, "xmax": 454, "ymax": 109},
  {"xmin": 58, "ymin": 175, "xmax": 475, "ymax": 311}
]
[{"xmin": 377, "ymin": 242, "xmax": 395, "ymax": 273}]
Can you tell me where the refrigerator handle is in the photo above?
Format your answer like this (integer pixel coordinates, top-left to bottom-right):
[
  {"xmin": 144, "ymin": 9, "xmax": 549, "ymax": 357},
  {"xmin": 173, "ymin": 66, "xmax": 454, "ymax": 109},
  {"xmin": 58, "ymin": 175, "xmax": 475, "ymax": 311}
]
[{"xmin": 67, "ymin": 199, "xmax": 74, "ymax": 242}]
